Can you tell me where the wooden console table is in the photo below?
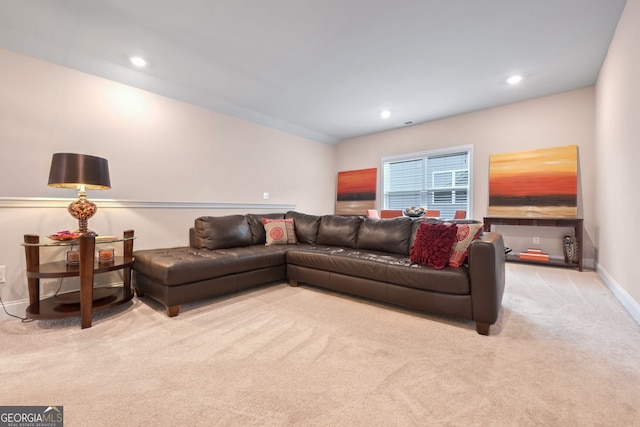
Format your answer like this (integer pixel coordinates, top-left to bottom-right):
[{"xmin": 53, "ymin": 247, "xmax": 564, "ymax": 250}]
[
  {"xmin": 483, "ymin": 217, "xmax": 583, "ymax": 271},
  {"xmin": 22, "ymin": 230, "xmax": 135, "ymax": 328}
]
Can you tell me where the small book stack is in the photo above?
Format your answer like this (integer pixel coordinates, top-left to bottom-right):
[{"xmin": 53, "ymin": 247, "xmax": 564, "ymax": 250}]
[{"xmin": 519, "ymin": 248, "xmax": 549, "ymax": 262}]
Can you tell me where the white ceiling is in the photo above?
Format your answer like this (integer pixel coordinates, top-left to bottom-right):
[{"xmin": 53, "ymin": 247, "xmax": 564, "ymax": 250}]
[{"xmin": 0, "ymin": 0, "xmax": 627, "ymax": 144}]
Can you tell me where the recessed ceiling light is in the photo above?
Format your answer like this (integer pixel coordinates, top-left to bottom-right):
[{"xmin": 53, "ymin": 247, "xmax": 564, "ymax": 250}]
[
  {"xmin": 380, "ymin": 110, "xmax": 391, "ymax": 119},
  {"xmin": 507, "ymin": 74, "xmax": 523, "ymax": 85},
  {"xmin": 130, "ymin": 56, "xmax": 147, "ymax": 67}
]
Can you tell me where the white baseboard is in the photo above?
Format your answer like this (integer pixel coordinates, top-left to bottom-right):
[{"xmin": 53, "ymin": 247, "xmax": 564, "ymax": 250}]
[
  {"xmin": 598, "ymin": 265, "xmax": 640, "ymax": 326},
  {"xmin": 584, "ymin": 257, "xmax": 595, "ymax": 270}
]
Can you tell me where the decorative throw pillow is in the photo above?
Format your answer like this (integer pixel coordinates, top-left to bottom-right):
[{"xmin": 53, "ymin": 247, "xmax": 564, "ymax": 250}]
[
  {"xmin": 410, "ymin": 222, "xmax": 458, "ymax": 269},
  {"xmin": 448, "ymin": 223, "xmax": 483, "ymax": 267},
  {"xmin": 247, "ymin": 213, "xmax": 285, "ymax": 244},
  {"xmin": 261, "ymin": 218, "xmax": 298, "ymax": 245}
]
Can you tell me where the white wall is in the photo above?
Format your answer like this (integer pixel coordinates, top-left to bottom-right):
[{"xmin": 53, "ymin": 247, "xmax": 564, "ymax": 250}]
[
  {"xmin": 595, "ymin": 0, "xmax": 640, "ymax": 320},
  {"xmin": 0, "ymin": 48, "xmax": 337, "ymax": 308},
  {"xmin": 337, "ymin": 88, "xmax": 596, "ymax": 264}
]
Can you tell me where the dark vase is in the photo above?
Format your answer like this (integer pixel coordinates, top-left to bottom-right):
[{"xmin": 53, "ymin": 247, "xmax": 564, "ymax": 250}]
[{"xmin": 563, "ymin": 236, "xmax": 579, "ymax": 264}]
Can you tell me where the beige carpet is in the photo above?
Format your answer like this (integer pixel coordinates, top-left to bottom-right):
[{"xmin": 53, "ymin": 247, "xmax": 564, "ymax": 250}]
[{"xmin": 2, "ymin": 263, "xmax": 639, "ymax": 426}]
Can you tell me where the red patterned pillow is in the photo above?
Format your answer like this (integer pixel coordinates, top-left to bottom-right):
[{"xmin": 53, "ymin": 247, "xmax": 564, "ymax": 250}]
[
  {"xmin": 448, "ymin": 223, "xmax": 483, "ymax": 267},
  {"xmin": 262, "ymin": 218, "xmax": 298, "ymax": 245},
  {"xmin": 410, "ymin": 222, "xmax": 457, "ymax": 269}
]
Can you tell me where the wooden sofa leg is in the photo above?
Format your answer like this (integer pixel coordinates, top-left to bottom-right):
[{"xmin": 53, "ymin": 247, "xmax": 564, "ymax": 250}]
[
  {"xmin": 166, "ymin": 305, "xmax": 180, "ymax": 317},
  {"xmin": 475, "ymin": 322, "xmax": 490, "ymax": 336},
  {"xmin": 135, "ymin": 288, "xmax": 145, "ymax": 297},
  {"xmin": 289, "ymin": 279, "xmax": 298, "ymax": 287}
]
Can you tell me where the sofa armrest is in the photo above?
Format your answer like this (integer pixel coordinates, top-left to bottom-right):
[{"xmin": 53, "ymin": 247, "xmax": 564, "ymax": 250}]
[{"xmin": 467, "ymin": 232, "xmax": 506, "ymax": 328}]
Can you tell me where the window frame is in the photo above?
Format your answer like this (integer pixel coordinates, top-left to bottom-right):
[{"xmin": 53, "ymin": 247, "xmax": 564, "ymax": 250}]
[{"xmin": 380, "ymin": 144, "xmax": 473, "ymax": 219}]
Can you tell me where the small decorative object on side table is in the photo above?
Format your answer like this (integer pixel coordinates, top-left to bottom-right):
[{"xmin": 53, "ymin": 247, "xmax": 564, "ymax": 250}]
[
  {"xmin": 65, "ymin": 249, "xmax": 80, "ymax": 265},
  {"xmin": 22, "ymin": 230, "xmax": 135, "ymax": 329},
  {"xmin": 404, "ymin": 206, "xmax": 425, "ymax": 217},
  {"xmin": 97, "ymin": 247, "xmax": 115, "ymax": 264}
]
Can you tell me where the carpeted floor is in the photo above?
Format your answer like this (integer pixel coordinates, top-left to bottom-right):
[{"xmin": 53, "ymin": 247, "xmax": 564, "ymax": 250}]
[{"xmin": 1, "ymin": 263, "xmax": 639, "ymax": 426}]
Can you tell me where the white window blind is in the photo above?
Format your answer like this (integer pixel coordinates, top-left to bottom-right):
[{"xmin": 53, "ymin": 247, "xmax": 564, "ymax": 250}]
[{"xmin": 382, "ymin": 146, "xmax": 472, "ymax": 219}]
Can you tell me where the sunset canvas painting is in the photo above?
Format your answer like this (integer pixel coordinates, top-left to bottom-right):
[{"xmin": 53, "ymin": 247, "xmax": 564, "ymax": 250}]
[
  {"xmin": 488, "ymin": 145, "xmax": 578, "ymax": 217},
  {"xmin": 336, "ymin": 168, "xmax": 377, "ymax": 215}
]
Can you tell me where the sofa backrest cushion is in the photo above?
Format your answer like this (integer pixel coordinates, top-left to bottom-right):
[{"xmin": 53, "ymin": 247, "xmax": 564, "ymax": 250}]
[
  {"xmin": 246, "ymin": 213, "xmax": 285, "ymax": 244},
  {"xmin": 285, "ymin": 211, "xmax": 321, "ymax": 244},
  {"xmin": 357, "ymin": 216, "xmax": 413, "ymax": 255},
  {"xmin": 194, "ymin": 215, "xmax": 254, "ymax": 249},
  {"xmin": 316, "ymin": 215, "xmax": 362, "ymax": 248}
]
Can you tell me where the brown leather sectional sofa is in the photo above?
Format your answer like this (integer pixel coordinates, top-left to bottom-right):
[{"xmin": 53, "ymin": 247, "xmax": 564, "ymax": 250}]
[{"xmin": 133, "ymin": 211, "xmax": 506, "ymax": 335}]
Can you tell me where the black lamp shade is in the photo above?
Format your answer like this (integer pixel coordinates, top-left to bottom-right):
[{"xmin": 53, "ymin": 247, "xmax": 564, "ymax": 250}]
[{"xmin": 48, "ymin": 153, "xmax": 111, "ymax": 190}]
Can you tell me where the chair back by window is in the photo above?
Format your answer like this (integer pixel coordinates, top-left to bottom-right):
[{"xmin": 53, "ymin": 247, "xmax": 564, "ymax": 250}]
[
  {"xmin": 380, "ymin": 209, "xmax": 403, "ymax": 218},
  {"xmin": 425, "ymin": 209, "xmax": 440, "ymax": 218},
  {"xmin": 366, "ymin": 209, "xmax": 380, "ymax": 218},
  {"xmin": 454, "ymin": 210, "xmax": 466, "ymax": 219}
]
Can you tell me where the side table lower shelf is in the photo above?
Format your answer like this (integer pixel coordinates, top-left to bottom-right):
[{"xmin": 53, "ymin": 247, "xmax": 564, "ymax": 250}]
[
  {"xmin": 484, "ymin": 217, "xmax": 583, "ymax": 271},
  {"xmin": 505, "ymin": 254, "xmax": 580, "ymax": 269},
  {"xmin": 26, "ymin": 287, "xmax": 134, "ymax": 320}
]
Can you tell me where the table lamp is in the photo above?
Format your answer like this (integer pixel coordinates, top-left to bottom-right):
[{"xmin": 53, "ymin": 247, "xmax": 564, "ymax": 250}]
[{"xmin": 47, "ymin": 153, "xmax": 111, "ymax": 234}]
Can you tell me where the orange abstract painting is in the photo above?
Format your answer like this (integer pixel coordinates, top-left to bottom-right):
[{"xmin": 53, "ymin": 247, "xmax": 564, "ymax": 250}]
[
  {"xmin": 488, "ymin": 145, "xmax": 578, "ymax": 217},
  {"xmin": 336, "ymin": 168, "xmax": 377, "ymax": 215}
]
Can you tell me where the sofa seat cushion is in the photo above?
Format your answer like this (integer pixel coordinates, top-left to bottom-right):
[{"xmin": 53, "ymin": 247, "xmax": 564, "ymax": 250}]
[
  {"xmin": 287, "ymin": 247, "xmax": 470, "ymax": 295},
  {"xmin": 134, "ymin": 245, "xmax": 290, "ymax": 286},
  {"xmin": 287, "ymin": 247, "xmax": 388, "ymax": 283},
  {"xmin": 386, "ymin": 262, "xmax": 470, "ymax": 295}
]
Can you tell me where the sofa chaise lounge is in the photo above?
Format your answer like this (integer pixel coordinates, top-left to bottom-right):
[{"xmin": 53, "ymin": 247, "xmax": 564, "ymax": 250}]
[{"xmin": 132, "ymin": 211, "xmax": 505, "ymax": 335}]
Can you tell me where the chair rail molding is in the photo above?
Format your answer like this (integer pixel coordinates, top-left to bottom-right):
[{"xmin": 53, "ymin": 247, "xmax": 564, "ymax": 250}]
[{"xmin": 0, "ymin": 197, "xmax": 296, "ymax": 210}]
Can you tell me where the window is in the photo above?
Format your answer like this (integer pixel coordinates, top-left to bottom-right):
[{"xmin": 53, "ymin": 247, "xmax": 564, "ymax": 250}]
[{"xmin": 382, "ymin": 145, "xmax": 472, "ymax": 219}]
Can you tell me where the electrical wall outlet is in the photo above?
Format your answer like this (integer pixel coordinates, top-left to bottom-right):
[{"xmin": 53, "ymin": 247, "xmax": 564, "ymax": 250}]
[
  {"xmin": 532, "ymin": 236, "xmax": 540, "ymax": 245},
  {"xmin": 0, "ymin": 265, "xmax": 6, "ymax": 284},
  {"xmin": 263, "ymin": 192, "xmax": 269, "ymax": 200}
]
